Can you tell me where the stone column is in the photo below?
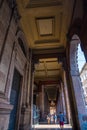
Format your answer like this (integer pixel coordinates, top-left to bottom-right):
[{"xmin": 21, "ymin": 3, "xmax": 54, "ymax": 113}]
[
  {"xmin": 63, "ymin": 71, "xmax": 71, "ymax": 124},
  {"xmin": 65, "ymin": 69, "xmax": 80, "ymax": 129},
  {"xmin": 19, "ymin": 50, "xmax": 32, "ymax": 130},
  {"xmin": 58, "ymin": 56, "xmax": 81, "ymax": 129},
  {"xmin": 57, "ymin": 85, "xmax": 63, "ymax": 114},
  {"xmin": 70, "ymin": 40, "xmax": 87, "ymax": 129},
  {"xmin": 22, "ymin": 63, "xmax": 27, "ymax": 108},
  {"xmin": 61, "ymin": 83, "xmax": 66, "ymax": 116},
  {"xmin": 26, "ymin": 62, "xmax": 31, "ymax": 107},
  {"xmin": 42, "ymin": 85, "xmax": 45, "ymax": 114},
  {"xmin": 44, "ymin": 89, "xmax": 49, "ymax": 113},
  {"xmin": 38, "ymin": 84, "xmax": 44, "ymax": 117},
  {"xmin": 70, "ymin": 45, "xmax": 86, "ymax": 114},
  {"xmin": 30, "ymin": 66, "xmax": 34, "ymax": 127}
]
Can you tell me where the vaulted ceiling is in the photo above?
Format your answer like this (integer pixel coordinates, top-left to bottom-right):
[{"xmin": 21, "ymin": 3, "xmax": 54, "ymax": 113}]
[{"xmin": 16, "ymin": 0, "xmax": 74, "ymax": 101}]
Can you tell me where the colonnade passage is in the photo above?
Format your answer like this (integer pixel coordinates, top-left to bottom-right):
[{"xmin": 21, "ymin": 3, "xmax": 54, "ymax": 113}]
[
  {"xmin": 1, "ymin": 0, "xmax": 87, "ymax": 130},
  {"xmin": 31, "ymin": 74, "xmax": 73, "ymax": 130}
]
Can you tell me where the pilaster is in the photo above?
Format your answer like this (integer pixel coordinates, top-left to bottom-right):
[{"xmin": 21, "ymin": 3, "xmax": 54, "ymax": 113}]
[{"xmin": 63, "ymin": 71, "xmax": 71, "ymax": 124}]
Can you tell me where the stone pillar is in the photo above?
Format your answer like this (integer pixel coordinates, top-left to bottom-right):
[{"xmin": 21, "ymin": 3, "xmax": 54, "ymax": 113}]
[
  {"xmin": 63, "ymin": 71, "xmax": 71, "ymax": 124},
  {"xmin": 42, "ymin": 85, "xmax": 45, "ymax": 114},
  {"xmin": 19, "ymin": 50, "xmax": 32, "ymax": 130},
  {"xmin": 30, "ymin": 66, "xmax": 34, "ymax": 127},
  {"xmin": 65, "ymin": 68, "xmax": 80, "ymax": 130},
  {"xmin": 22, "ymin": 63, "xmax": 27, "ymax": 108},
  {"xmin": 26, "ymin": 62, "xmax": 31, "ymax": 107},
  {"xmin": 57, "ymin": 85, "xmax": 63, "ymax": 114},
  {"xmin": 61, "ymin": 83, "xmax": 66, "ymax": 116},
  {"xmin": 44, "ymin": 89, "xmax": 49, "ymax": 113},
  {"xmin": 70, "ymin": 40, "xmax": 87, "ymax": 129},
  {"xmin": 38, "ymin": 84, "xmax": 44, "ymax": 116},
  {"xmin": 60, "ymin": 89, "xmax": 63, "ymax": 112},
  {"xmin": 58, "ymin": 55, "xmax": 81, "ymax": 129},
  {"xmin": 27, "ymin": 50, "xmax": 34, "ymax": 128}
]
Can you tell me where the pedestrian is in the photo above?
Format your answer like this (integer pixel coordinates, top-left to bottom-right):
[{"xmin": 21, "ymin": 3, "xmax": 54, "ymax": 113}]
[
  {"xmin": 54, "ymin": 113, "xmax": 57, "ymax": 124},
  {"xmin": 47, "ymin": 113, "xmax": 50, "ymax": 124},
  {"xmin": 58, "ymin": 112, "xmax": 64, "ymax": 130}
]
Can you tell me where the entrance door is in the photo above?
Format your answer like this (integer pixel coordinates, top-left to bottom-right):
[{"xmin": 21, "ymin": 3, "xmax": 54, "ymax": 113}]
[{"xmin": 8, "ymin": 68, "xmax": 22, "ymax": 130}]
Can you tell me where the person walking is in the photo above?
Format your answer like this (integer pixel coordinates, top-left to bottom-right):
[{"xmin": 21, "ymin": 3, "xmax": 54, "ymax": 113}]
[
  {"xmin": 54, "ymin": 113, "xmax": 57, "ymax": 124},
  {"xmin": 47, "ymin": 113, "xmax": 50, "ymax": 124},
  {"xmin": 58, "ymin": 112, "xmax": 64, "ymax": 130}
]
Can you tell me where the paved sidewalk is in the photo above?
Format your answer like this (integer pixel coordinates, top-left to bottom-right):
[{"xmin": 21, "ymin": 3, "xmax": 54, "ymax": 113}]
[{"xmin": 32, "ymin": 124, "xmax": 72, "ymax": 130}]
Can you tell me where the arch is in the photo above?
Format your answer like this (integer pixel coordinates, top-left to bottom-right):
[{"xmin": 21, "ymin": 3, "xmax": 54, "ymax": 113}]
[
  {"xmin": 70, "ymin": 34, "xmax": 87, "ymax": 129},
  {"xmin": 16, "ymin": 28, "xmax": 28, "ymax": 57},
  {"xmin": 68, "ymin": 18, "xmax": 82, "ymax": 41}
]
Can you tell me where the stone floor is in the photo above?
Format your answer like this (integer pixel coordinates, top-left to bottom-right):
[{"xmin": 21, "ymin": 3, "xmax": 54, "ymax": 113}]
[{"xmin": 32, "ymin": 124, "xmax": 72, "ymax": 130}]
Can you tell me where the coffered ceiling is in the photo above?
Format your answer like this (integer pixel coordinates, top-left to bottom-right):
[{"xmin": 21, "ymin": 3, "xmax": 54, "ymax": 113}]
[
  {"xmin": 16, "ymin": 0, "xmax": 74, "ymax": 101},
  {"xmin": 34, "ymin": 58, "xmax": 62, "ymax": 81},
  {"xmin": 17, "ymin": 0, "xmax": 74, "ymax": 49}
]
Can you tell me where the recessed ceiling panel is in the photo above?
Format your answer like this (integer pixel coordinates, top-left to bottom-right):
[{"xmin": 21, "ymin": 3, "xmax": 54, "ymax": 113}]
[
  {"xmin": 34, "ymin": 71, "xmax": 45, "ymax": 77},
  {"xmin": 28, "ymin": 0, "xmax": 62, "ymax": 8},
  {"xmin": 46, "ymin": 62, "xmax": 59, "ymax": 69},
  {"xmin": 36, "ymin": 18, "xmax": 54, "ymax": 36},
  {"xmin": 47, "ymin": 70, "xmax": 59, "ymax": 76}
]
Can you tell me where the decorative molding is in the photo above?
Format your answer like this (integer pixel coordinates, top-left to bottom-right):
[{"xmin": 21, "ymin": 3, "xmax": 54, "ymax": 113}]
[
  {"xmin": 7, "ymin": 0, "xmax": 21, "ymax": 22},
  {"xmin": 35, "ymin": 39, "xmax": 59, "ymax": 44},
  {"xmin": 33, "ymin": 47, "xmax": 65, "ymax": 54},
  {"xmin": 0, "ymin": 7, "xmax": 14, "ymax": 63},
  {"xmin": 27, "ymin": 0, "xmax": 62, "ymax": 8}
]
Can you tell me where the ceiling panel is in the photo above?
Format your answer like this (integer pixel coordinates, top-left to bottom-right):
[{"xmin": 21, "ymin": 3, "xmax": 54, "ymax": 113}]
[
  {"xmin": 34, "ymin": 58, "xmax": 61, "ymax": 80},
  {"xmin": 17, "ymin": 0, "xmax": 74, "ymax": 85},
  {"xmin": 46, "ymin": 62, "xmax": 59, "ymax": 69},
  {"xmin": 36, "ymin": 18, "xmax": 54, "ymax": 36},
  {"xmin": 34, "ymin": 71, "xmax": 46, "ymax": 77},
  {"xmin": 47, "ymin": 70, "xmax": 59, "ymax": 76},
  {"xmin": 28, "ymin": 0, "xmax": 63, "ymax": 8}
]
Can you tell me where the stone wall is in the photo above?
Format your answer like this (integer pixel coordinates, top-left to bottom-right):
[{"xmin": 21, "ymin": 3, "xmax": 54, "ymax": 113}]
[{"xmin": 0, "ymin": 1, "xmax": 31, "ymax": 130}]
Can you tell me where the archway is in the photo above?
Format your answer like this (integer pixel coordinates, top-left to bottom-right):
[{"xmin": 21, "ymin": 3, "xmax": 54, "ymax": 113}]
[{"xmin": 70, "ymin": 34, "xmax": 87, "ymax": 129}]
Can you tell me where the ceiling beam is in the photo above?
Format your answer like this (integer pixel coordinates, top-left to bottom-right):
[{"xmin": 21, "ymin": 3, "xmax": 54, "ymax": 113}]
[
  {"xmin": 39, "ymin": 80, "xmax": 60, "ymax": 85},
  {"xmin": 32, "ymin": 47, "xmax": 66, "ymax": 61}
]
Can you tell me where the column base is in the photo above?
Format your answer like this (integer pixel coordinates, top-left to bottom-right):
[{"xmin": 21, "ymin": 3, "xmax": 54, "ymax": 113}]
[
  {"xmin": 0, "ymin": 100, "xmax": 13, "ymax": 130},
  {"xmin": 19, "ymin": 106, "xmax": 31, "ymax": 130}
]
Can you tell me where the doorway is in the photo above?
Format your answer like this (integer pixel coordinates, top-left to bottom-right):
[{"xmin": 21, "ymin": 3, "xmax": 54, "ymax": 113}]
[{"xmin": 8, "ymin": 68, "xmax": 22, "ymax": 130}]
